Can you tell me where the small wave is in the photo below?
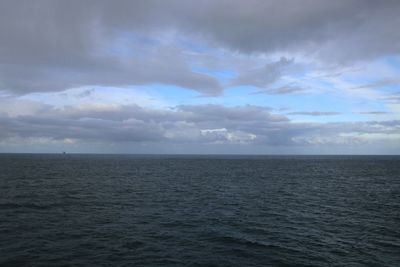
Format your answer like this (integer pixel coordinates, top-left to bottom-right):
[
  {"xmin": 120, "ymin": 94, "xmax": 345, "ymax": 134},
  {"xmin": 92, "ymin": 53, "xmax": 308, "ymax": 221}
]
[
  {"xmin": 207, "ymin": 234, "xmax": 273, "ymax": 249},
  {"xmin": 0, "ymin": 202, "xmax": 61, "ymax": 210}
]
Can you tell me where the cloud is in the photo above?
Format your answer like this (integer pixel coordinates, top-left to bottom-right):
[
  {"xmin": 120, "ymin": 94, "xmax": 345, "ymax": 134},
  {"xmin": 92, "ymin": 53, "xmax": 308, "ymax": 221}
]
[
  {"xmin": 75, "ymin": 88, "xmax": 95, "ymax": 98},
  {"xmin": 351, "ymin": 79, "xmax": 400, "ymax": 90},
  {"xmin": 175, "ymin": 104, "xmax": 285, "ymax": 123},
  {"xmin": 0, "ymin": 97, "xmax": 399, "ymax": 153},
  {"xmin": 269, "ymin": 85, "xmax": 306, "ymax": 95},
  {"xmin": 287, "ymin": 111, "xmax": 341, "ymax": 116},
  {"xmin": 231, "ymin": 57, "xmax": 293, "ymax": 88},
  {"xmin": 357, "ymin": 111, "xmax": 389, "ymax": 115},
  {"xmin": 200, "ymin": 128, "xmax": 257, "ymax": 144},
  {"xmin": 1, "ymin": 1, "xmax": 399, "ymax": 95},
  {"xmin": 0, "ymin": 102, "xmax": 284, "ymax": 145},
  {"xmin": 0, "ymin": 1, "xmax": 399, "ymax": 154},
  {"xmin": 0, "ymin": 45, "xmax": 223, "ymax": 95},
  {"xmin": 253, "ymin": 84, "xmax": 307, "ymax": 95},
  {"xmin": 383, "ymin": 92, "xmax": 400, "ymax": 104}
]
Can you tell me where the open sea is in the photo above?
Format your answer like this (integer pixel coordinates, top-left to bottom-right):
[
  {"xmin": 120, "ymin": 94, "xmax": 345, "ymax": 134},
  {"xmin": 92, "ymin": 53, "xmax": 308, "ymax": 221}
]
[{"xmin": 0, "ymin": 154, "xmax": 399, "ymax": 266}]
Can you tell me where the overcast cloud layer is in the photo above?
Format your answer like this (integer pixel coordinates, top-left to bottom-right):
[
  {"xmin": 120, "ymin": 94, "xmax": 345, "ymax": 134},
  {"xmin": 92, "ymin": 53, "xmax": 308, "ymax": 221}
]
[{"xmin": 0, "ymin": 0, "xmax": 399, "ymax": 154}]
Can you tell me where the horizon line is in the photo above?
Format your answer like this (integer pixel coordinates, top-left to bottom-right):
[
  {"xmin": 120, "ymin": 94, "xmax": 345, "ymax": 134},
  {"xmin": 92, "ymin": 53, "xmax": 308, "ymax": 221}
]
[{"xmin": 0, "ymin": 152, "xmax": 399, "ymax": 156}]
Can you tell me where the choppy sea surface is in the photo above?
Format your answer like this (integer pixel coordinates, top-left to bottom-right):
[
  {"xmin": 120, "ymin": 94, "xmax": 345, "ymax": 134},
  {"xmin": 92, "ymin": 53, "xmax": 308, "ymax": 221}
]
[{"xmin": 0, "ymin": 154, "xmax": 399, "ymax": 267}]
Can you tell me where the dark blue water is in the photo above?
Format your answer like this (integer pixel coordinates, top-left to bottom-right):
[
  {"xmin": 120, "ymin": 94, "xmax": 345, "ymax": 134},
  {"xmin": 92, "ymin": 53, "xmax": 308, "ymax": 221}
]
[{"xmin": 0, "ymin": 154, "xmax": 399, "ymax": 266}]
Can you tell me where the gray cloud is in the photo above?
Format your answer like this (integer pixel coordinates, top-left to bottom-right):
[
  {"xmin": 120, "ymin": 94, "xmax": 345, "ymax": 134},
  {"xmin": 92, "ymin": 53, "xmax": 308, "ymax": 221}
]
[
  {"xmin": 287, "ymin": 111, "xmax": 341, "ymax": 116},
  {"xmin": 96, "ymin": 0, "xmax": 400, "ymax": 62},
  {"xmin": 0, "ymin": 1, "xmax": 225, "ymax": 95},
  {"xmin": 269, "ymin": 86, "xmax": 306, "ymax": 95},
  {"xmin": 357, "ymin": 111, "xmax": 390, "ymax": 115},
  {"xmin": 1, "ymin": 1, "xmax": 400, "ymax": 154},
  {"xmin": 0, "ymin": 98, "xmax": 399, "ymax": 153},
  {"xmin": 0, "ymin": 102, "xmax": 286, "ymax": 145},
  {"xmin": 383, "ymin": 92, "xmax": 400, "ymax": 104},
  {"xmin": 1, "ymin": 0, "xmax": 399, "ymax": 95},
  {"xmin": 231, "ymin": 57, "xmax": 293, "ymax": 88},
  {"xmin": 351, "ymin": 79, "xmax": 400, "ymax": 90},
  {"xmin": 0, "ymin": 44, "xmax": 223, "ymax": 95},
  {"xmin": 77, "ymin": 89, "xmax": 95, "ymax": 98},
  {"xmin": 254, "ymin": 84, "xmax": 307, "ymax": 95}
]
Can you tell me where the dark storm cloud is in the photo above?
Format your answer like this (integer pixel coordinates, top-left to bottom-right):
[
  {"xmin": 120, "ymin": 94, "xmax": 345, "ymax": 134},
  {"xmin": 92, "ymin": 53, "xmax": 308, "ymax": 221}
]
[{"xmin": 1, "ymin": 0, "xmax": 400, "ymax": 94}]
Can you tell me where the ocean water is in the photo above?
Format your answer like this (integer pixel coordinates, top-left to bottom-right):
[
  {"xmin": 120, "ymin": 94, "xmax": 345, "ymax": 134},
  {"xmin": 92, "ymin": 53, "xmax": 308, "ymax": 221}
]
[{"xmin": 0, "ymin": 154, "xmax": 399, "ymax": 267}]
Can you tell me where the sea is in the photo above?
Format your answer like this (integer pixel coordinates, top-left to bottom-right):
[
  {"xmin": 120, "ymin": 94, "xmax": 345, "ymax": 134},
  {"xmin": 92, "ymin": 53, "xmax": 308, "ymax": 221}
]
[{"xmin": 0, "ymin": 154, "xmax": 399, "ymax": 266}]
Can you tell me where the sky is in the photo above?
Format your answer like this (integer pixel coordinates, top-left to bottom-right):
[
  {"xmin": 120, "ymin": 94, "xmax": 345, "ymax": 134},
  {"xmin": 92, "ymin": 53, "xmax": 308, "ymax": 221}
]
[{"xmin": 0, "ymin": 0, "xmax": 399, "ymax": 154}]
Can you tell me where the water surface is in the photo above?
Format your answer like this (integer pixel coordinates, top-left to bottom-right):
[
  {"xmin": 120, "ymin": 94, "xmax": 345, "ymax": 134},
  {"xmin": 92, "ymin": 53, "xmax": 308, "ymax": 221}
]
[{"xmin": 1, "ymin": 154, "xmax": 399, "ymax": 266}]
